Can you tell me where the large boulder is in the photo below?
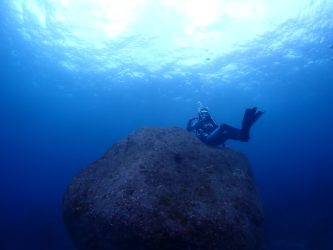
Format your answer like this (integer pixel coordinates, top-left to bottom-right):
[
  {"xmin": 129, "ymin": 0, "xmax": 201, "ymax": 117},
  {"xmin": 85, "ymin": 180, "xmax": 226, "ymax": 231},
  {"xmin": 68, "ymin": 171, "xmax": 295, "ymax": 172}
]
[{"xmin": 63, "ymin": 127, "xmax": 264, "ymax": 250}]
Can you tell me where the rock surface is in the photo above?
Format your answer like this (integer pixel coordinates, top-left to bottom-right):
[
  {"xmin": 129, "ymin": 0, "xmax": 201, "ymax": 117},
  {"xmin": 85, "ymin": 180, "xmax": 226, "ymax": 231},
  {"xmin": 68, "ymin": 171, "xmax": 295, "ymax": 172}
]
[{"xmin": 63, "ymin": 127, "xmax": 263, "ymax": 250}]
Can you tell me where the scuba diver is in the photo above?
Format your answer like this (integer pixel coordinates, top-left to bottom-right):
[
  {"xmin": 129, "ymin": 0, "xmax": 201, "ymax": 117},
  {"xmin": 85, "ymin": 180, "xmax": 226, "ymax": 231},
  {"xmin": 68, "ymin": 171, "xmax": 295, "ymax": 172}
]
[{"xmin": 187, "ymin": 104, "xmax": 263, "ymax": 146}]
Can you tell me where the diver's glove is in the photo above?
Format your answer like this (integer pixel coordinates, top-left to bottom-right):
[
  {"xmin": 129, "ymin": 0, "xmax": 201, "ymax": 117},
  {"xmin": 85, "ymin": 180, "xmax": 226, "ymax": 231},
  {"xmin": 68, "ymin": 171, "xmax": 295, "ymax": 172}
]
[{"xmin": 187, "ymin": 117, "xmax": 198, "ymax": 131}]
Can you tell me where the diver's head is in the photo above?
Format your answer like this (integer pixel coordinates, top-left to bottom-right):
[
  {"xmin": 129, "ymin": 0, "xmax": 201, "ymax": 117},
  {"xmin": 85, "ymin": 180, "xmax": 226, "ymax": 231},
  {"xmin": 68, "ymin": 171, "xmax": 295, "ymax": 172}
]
[{"xmin": 198, "ymin": 107, "xmax": 210, "ymax": 120}]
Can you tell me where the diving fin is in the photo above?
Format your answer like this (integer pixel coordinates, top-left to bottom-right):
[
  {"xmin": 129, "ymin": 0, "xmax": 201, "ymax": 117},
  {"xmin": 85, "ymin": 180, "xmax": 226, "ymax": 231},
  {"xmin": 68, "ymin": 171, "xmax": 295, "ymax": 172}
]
[
  {"xmin": 253, "ymin": 109, "xmax": 263, "ymax": 123},
  {"xmin": 241, "ymin": 107, "xmax": 263, "ymax": 141}
]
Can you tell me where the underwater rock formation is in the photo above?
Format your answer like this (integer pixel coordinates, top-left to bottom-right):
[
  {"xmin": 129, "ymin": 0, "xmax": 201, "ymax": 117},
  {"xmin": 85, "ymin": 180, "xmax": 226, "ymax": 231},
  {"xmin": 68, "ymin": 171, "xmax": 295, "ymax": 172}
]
[{"xmin": 63, "ymin": 127, "xmax": 264, "ymax": 250}]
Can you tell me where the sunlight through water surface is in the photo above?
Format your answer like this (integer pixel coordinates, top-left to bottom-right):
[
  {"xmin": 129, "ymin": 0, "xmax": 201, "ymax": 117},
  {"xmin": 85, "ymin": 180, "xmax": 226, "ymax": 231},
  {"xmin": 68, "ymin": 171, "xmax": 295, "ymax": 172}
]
[{"xmin": 5, "ymin": 0, "xmax": 333, "ymax": 83}]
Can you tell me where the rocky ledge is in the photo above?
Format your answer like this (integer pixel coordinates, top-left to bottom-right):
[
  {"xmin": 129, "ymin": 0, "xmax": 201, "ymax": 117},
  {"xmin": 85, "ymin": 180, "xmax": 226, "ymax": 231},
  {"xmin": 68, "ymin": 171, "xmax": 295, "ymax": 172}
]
[{"xmin": 63, "ymin": 127, "xmax": 263, "ymax": 250}]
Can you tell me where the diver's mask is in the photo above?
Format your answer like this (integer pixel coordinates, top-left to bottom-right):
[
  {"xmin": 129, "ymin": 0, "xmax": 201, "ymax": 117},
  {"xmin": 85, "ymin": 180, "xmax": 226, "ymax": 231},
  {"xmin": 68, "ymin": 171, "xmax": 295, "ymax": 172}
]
[{"xmin": 198, "ymin": 108, "xmax": 210, "ymax": 120}]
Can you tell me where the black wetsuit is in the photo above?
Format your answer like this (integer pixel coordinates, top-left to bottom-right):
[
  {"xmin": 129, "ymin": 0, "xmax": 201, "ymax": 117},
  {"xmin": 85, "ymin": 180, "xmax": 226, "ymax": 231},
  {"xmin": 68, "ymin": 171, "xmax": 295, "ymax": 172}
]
[
  {"xmin": 187, "ymin": 117, "xmax": 244, "ymax": 146},
  {"xmin": 187, "ymin": 107, "xmax": 263, "ymax": 146},
  {"xmin": 186, "ymin": 116, "xmax": 218, "ymax": 143}
]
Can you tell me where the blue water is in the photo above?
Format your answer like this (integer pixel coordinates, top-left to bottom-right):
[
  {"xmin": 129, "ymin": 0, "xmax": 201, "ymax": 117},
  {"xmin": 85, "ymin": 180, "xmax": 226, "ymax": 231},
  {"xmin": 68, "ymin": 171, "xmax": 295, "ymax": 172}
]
[{"xmin": 1, "ymin": 1, "xmax": 333, "ymax": 249}]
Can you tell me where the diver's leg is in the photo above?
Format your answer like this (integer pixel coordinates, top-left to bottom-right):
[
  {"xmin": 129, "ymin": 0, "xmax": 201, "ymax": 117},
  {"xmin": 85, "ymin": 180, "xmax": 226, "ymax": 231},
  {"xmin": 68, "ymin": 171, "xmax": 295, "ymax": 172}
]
[
  {"xmin": 206, "ymin": 107, "xmax": 263, "ymax": 146},
  {"xmin": 206, "ymin": 124, "xmax": 243, "ymax": 146}
]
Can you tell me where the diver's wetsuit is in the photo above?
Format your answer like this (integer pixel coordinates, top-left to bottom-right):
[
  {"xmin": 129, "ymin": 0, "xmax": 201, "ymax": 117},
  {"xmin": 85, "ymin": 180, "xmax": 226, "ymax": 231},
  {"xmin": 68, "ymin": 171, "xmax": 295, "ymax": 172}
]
[
  {"xmin": 187, "ymin": 116, "xmax": 219, "ymax": 143},
  {"xmin": 187, "ymin": 107, "xmax": 263, "ymax": 146}
]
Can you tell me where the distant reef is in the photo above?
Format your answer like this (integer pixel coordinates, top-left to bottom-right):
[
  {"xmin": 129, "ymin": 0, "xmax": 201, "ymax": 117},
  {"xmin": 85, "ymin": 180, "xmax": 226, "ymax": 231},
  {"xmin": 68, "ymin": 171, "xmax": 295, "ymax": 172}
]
[{"xmin": 63, "ymin": 127, "xmax": 264, "ymax": 250}]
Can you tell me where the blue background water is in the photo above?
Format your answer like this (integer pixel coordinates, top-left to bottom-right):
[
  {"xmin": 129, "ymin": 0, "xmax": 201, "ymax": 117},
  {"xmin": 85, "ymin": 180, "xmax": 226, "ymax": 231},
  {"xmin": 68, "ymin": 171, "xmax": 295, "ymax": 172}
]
[{"xmin": 1, "ymin": 1, "xmax": 333, "ymax": 249}]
